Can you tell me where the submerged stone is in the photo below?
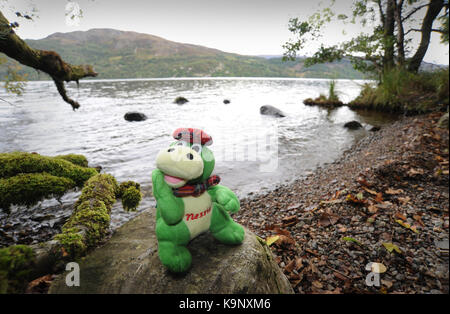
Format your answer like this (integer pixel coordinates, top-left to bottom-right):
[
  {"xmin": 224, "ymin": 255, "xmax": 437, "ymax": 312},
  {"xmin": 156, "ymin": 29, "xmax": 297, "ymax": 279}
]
[
  {"xmin": 344, "ymin": 120, "xmax": 363, "ymax": 130},
  {"xmin": 124, "ymin": 112, "xmax": 147, "ymax": 122},
  {"xmin": 260, "ymin": 105, "xmax": 286, "ymax": 117},
  {"xmin": 174, "ymin": 97, "xmax": 189, "ymax": 105}
]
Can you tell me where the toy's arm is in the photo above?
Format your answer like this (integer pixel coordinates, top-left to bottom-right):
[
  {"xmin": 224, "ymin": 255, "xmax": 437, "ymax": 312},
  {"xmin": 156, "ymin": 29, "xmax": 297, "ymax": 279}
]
[
  {"xmin": 152, "ymin": 169, "xmax": 184, "ymax": 225},
  {"xmin": 207, "ymin": 185, "xmax": 240, "ymax": 213}
]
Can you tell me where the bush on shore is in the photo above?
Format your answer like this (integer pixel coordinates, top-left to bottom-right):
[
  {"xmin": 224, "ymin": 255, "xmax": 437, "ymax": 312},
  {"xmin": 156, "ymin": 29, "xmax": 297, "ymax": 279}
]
[{"xmin": 349, "ymin": 67, "xmax": 449, "ymax": 114}]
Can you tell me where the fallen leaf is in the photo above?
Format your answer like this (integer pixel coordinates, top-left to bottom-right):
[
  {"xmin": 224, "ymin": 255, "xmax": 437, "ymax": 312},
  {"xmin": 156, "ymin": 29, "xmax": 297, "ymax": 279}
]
[
  {"xmin": 319, "ymin": 212, "xmax": 339, "ymax": 227},
  {"xmin": 397, "ymin": 196, "xmax": 411, "ymax": 205},
  {"xmin": 357, "ymin": 177, "xmax": 372, "ymax": 187},
  {"xmin": 312, "ymin": 281, "xmax": 323, "ymax": 289},
  {"xmin": 333, "ymin": 271, "xmax": 348, "ymax": 281},
  {"xmin": 385, "ymin": 188, "xmax": 404, "ymax": 195},
  {"xmin": 408, "ymin": 168, "xmax": 424, "ymax": 176},
  {"xmin": 375, "ymin": 202, "xmax": 391, "ymax": 209},
  {"xmin": 320, "ymin": 199, "xmax": 344, "ymax": 205},
  {"xmin": 346, "ymin": 193, "xmax": 367, "ymax": 205},
  {"xmin": 281, "ymin": 215, "xmax": 298, "ymax": 227},
  {"xmin": 285, "ymin": 259, "xmax": 296, "ymax": 273},
  {"xmin": 276, "ymin": 234, "xmax": 296, "ymax": 246},
  {"xmin": 342, "ymin": 237, "xmax": 362, "ymax": 246},
  {"xmin": 413, "ymin": 214, "xmax": 425, "ymax": 227},
  {"xmin": 370, "ymin": 262, "xmax": 387, "ymax": 274},
  {"xmin": 396, "ymin": 219, "xmax": 420, "ymax": 234},
  {"xmin": 368, "ymin": 205, "xmax": 378, "ymax": 214},
  {"xmin": 362, "ymin": 186, "xmax": 378, "ymax": 195},
  {"xmin": 394, "ymin": 212, "xmax": 407, "ymax": 221},
  {"xmin": 381, "ymin": 279, "xmax": 393, "ymax": 289},
  {"xmin": 265, "ymin": 235, "xmax": 279, "ymax": 246},
  {"xmin": 273, "ymin": 227, "xmax": 291, "ymax": 237},
  {"xmin": 382, "ymin": 242, "xmax": 402, "ymax": 254},
  {"xmin": 375, "ymin": 192, "xmax": 383, "ymax": 203}
]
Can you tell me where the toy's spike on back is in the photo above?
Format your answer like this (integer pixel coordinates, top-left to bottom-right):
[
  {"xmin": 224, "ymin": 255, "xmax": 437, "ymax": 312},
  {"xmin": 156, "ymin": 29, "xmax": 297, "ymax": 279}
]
[{"xmin": 172, "ymin": 128, "xmax": 213, "ymax": 146}]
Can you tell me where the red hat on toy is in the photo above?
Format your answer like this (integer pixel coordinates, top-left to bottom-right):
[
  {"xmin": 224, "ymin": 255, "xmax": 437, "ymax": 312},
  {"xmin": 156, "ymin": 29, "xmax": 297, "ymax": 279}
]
[{"xmin": 172, "ymin": 128, "xmax": 213, "ymax": 146}]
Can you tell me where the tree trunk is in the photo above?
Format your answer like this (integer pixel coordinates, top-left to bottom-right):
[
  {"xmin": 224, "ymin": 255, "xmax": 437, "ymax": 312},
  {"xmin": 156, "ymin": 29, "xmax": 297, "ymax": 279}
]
[
  {"xmin": 0, "ymin": 11, "xmax": 98, "ymax": 109},
  {"xmin": 394, "ymin": 0, "xmax": 406, "ymax": 66},
  {"xmin": 408, "ymin": 0, "xmax": 445, "ymax": 72},
  {"xmin": 383, "ymin": 0, "xmax": 396, "ymax": 73}
]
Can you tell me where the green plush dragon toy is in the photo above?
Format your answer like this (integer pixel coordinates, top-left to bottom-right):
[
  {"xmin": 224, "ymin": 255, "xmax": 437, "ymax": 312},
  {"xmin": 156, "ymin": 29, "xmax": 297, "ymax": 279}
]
[{"xmin": 152, "ymin": 128, "xmax": 244, "ymax": 273}]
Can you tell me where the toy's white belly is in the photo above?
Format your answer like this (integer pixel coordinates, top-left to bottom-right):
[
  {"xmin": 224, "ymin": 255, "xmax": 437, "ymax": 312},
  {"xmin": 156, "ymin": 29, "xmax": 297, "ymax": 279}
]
[{"xmin": 182, "ymin": 192, "xmax": 212, "ymax": 240}]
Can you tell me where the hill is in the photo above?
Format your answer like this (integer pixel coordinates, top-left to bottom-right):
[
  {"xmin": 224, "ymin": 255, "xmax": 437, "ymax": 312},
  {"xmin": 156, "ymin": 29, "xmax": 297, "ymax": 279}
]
[{"xmin": 0, "ymin": 28, "xmax": 366, "ymax": 80}]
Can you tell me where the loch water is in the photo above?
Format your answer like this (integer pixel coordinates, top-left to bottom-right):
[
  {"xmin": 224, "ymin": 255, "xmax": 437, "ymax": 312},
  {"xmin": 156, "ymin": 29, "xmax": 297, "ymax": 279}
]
[{"xmin": 0, "ymin": 78, "xmax": 398, "ymax": 245}]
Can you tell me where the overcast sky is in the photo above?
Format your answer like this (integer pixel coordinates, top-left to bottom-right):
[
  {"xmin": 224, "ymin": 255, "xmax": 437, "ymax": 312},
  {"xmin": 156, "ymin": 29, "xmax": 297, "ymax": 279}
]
[{"xmin": 2, "ymin": 0, "xmax": 448, "ymax": 64}]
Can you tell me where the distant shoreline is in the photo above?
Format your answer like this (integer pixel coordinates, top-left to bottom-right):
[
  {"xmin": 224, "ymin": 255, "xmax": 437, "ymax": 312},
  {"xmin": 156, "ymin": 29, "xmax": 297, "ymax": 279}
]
[{"xmin": 19, "ymin": 76, "xmax": 375, "ymax": 84}]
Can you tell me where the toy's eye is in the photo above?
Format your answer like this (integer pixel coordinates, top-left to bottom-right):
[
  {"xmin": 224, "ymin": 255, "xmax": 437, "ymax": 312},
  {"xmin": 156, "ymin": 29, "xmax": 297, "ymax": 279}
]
[
  {"xmin": 176, "ymin": 141, "xmax": 186, "ymax": 146},
  {"xmin": 191, "ymin": 144, "xmax": 202, "ymax": 153}
]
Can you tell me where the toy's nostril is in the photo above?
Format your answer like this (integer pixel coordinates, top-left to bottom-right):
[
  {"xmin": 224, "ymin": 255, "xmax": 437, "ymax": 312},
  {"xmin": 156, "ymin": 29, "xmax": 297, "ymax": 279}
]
[
  {"xmin": 167, "ymin": 148, "xmax": 175, "ymax": 152},
  {"xmin": 186, "ymin": 153, "xmax": 194, "ymax": 160}
]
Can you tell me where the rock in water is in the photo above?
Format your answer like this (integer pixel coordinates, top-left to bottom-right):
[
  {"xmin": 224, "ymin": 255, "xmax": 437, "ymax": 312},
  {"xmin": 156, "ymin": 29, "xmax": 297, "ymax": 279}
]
[
  {"xmin": 344, "ymin": 120, "xmax": 363, "ymax": 130},
  {"xmin": 260, "ymin": 105, "xmax": 286, "ymax": 117},
  {"xmin": 174, "ymin": 97, "xmax": 189, "ymax": 105},
  {"xmin": 124, "ymin": 112, "xmax": 147, "ymax": 122},
  {"xmin": 48, "ymin": 210, "xmax": 293, "ymax": 294}
]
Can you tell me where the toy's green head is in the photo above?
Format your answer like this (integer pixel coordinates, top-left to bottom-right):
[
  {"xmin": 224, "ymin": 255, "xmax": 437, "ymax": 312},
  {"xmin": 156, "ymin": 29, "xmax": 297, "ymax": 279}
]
[{"xmin": 156, "ymin": 128, "xmax": 215, "ymax": 188}]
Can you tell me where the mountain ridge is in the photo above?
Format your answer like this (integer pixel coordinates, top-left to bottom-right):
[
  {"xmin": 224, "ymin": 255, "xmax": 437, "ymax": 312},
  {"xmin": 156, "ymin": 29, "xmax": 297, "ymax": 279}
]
[{"xmin": 1, "ymin": 28, "xmax": 367, "ymax": 80}]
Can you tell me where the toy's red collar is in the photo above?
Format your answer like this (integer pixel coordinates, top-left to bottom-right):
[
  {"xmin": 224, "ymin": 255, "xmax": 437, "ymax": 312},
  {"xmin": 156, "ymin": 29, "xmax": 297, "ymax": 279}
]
[{"xmin": 172, "ymin": 175, "xmax": 220, "ymax": 197}]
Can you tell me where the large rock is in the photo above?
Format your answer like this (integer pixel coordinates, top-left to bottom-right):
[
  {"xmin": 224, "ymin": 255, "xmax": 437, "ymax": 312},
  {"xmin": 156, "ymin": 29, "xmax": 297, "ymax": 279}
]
[
  {"xmin": 174, "ymin": 97, "xmax": 189, "ymax": 105},
  {"xmin": 343, "ymin": 120, "xmax": 363, "ymax": 130},
  {"xmin": 124, "ymin": 112, "xmax": 147, "ymax": 122},
  {"xmin": 48, "ymin": 210, "xmax": 293, "ymax": 294},
  {"xmin": 260, "ymin": 105, "xmax": 286, "ymax": 117}
]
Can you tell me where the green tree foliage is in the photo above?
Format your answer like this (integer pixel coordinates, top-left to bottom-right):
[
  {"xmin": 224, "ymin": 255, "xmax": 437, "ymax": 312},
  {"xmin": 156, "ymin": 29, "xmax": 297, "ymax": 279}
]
[{"xmin": 283, "ymin": 0, "xmax": 449, "ymax": 77}]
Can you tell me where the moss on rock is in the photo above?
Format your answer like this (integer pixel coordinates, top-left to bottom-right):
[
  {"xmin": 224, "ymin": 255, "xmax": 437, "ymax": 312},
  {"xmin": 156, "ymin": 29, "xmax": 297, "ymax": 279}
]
[
  {"xmin": 55, "ymin": 154, "xmax": 89, "ymax": 168},
  {"xmin": 121, "ymin": 186, "xmax": 141, "ymax": 212},
  {"xmin": 0, "ymin": 245, "xmax": 35, "ymax": 294},
  {"xmin": 0, "ymin": 152, "xmax": 97, "ymax": 186},
  {"xmin": 55, "ymin": 174, "xmax": 118, "ymax": 258},
  {"xmin": 0, "ymin": 173, "xmax": 75, "ymax": 212}
]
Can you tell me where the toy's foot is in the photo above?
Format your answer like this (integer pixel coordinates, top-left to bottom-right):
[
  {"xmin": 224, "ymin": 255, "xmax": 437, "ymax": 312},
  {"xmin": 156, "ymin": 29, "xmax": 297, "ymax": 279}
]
[
  {"xmin": 211, "ymin": 221, "xmax": 244, "ymax": 245},
  {"xmin": 158, "ymin": 241, "xmax": 192, "ymax": 273}
]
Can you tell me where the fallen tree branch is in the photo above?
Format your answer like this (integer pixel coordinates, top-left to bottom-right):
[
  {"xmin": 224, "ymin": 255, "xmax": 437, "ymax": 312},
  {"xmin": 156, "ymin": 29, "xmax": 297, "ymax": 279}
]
[{"xmin": 0, "ymin": 11, "xmax": 98, "ymax": 109}]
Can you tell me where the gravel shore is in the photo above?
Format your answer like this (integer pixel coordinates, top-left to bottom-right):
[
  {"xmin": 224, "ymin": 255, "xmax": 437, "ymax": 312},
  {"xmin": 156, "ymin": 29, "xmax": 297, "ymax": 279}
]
[{"xmin": 234, "ymin": 112, "xmax": 449, "ymax": 294}]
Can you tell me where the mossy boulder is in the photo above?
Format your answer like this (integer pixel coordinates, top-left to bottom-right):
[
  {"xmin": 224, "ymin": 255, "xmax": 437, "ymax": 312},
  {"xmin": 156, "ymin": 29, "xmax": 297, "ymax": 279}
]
[
  {"xmin": 0, "ymin": 173, "xmax": 75, "ymax": 212},
  {"xmin": 54, "ymin": 154, "xmax": 89, "ymax": 167},
  {"xmin": 0, "ymin": 245, "xmax": 35, "ymax": 293},
  {"xmin": 0, "ymin": 152, "xmax": 97, "ymax": 185},
  {"xmin": 0, "ymin": 152, "xmax": 98, "ymax": 212},
  {"xmin": 49, "ymin": 210, "xmax": 293, "ymax": 294},
  {"xmin": 54, "ymin": 174, "xmax": 118, "ymax": 258}
]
